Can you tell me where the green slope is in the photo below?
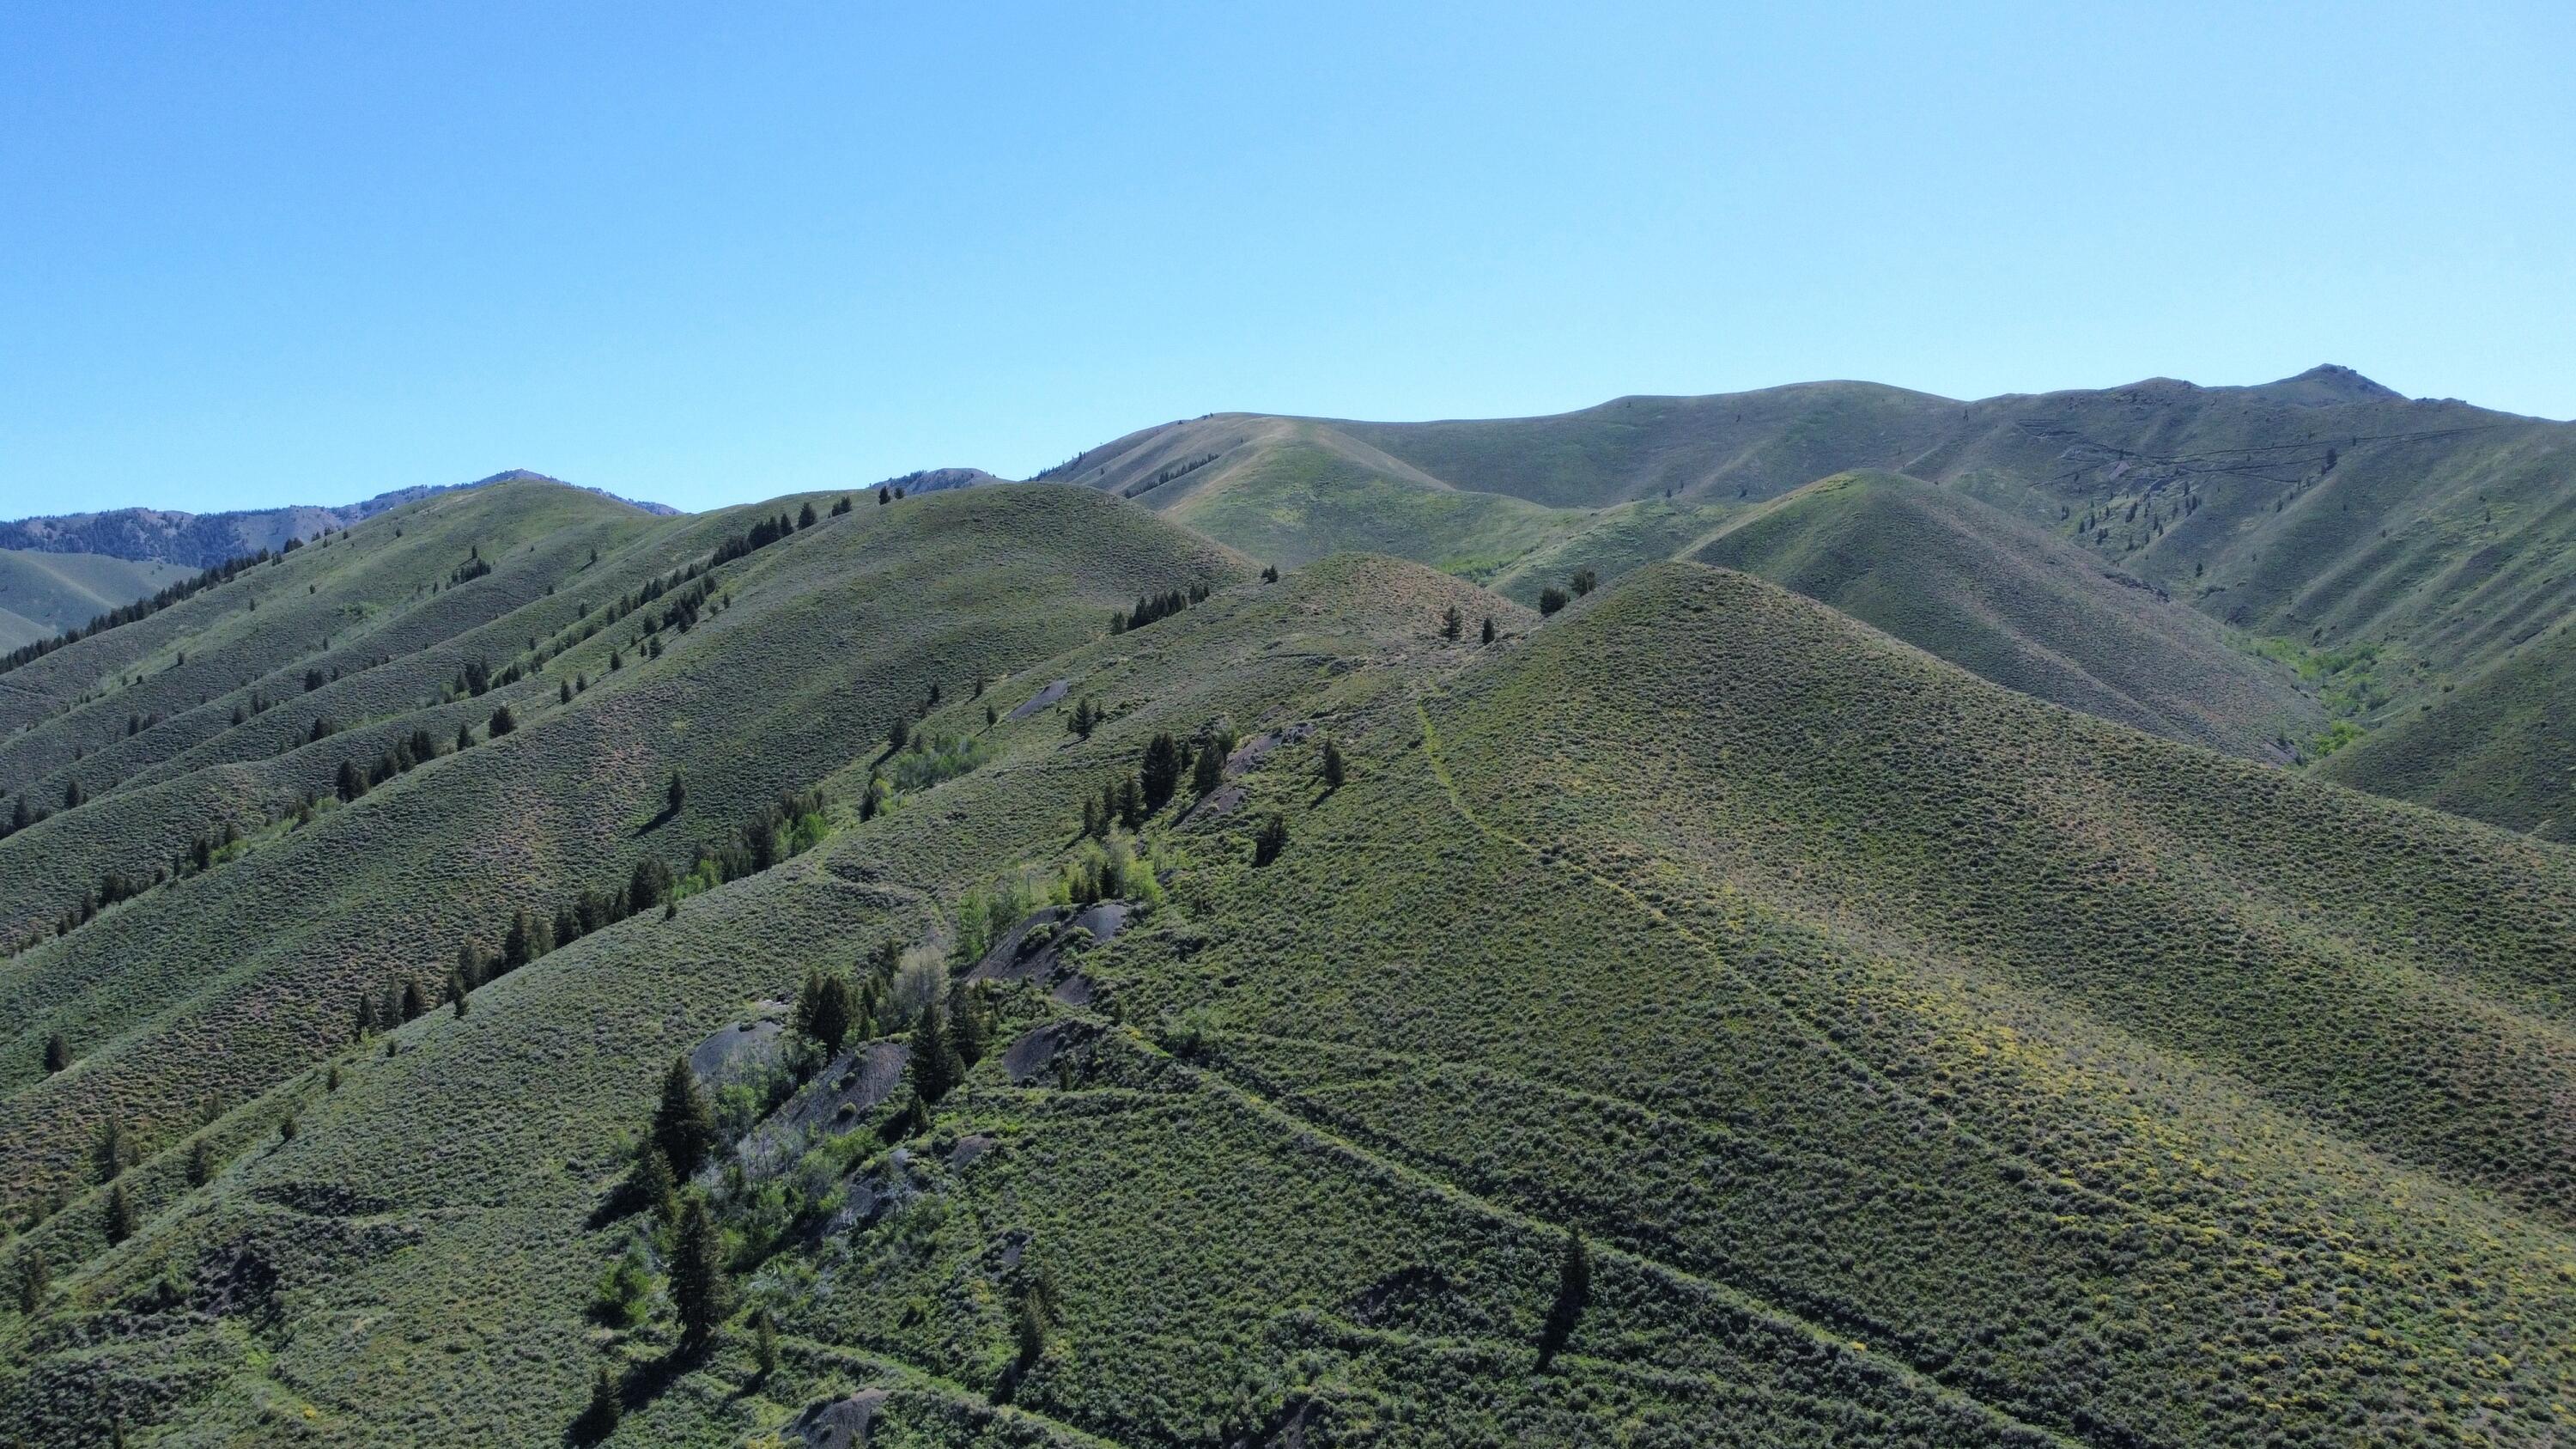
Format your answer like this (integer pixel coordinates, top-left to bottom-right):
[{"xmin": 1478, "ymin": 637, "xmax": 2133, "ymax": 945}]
[
  {"xmin": 1038, "ymin": 369, "xmax": 2576, "ymax": 833},
  {"xmin": 2319, "ymin": 619, "xmax": 2576, "ymax": 841},
  {"xmin": 9, "ymin": 525, "xmax": 2576, "ymax": 1446},
  {"xmin": 1690, "ymin": 471, "xmax": 2320, "ymax": 758},
  {"xmin": 0, "ymin": 549, "xmax": 191, "ymax": 652}
]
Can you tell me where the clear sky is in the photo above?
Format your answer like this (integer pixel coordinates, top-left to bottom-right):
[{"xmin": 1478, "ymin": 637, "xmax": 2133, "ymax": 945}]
[{"xmin": 3, "ymin": 2, "xmax": 2570, "ymax": 516}]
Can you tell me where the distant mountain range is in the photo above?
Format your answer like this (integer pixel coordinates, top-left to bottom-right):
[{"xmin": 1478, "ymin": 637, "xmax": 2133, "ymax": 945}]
[{"xmin": 0, "ymin": 471, "xmax": 677, "ymax": 569}]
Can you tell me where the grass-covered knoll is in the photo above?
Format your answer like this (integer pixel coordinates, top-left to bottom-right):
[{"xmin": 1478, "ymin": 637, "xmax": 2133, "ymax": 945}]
[
  {"xmin": 1485, "ymin": 495, "xmax": 1735, "ymax": 607},
  {"xmin": 2321, "ymin": 619, "xmax": 2576, "ymax": 841},
  {"xmin": 0, "ymin": 481, "xmax": 659, "ymax": 784},
  {"xmin": 1690, "ymin": 471, "xmax": 2319, "ymax": 758},
  {"xmin": 9, "ymin": 515, "xmax": 2576, "ymax": 1446},
  {"xmin": 0, "ymin": 549, "xmax": 192, "ymax": 652},
  {"xmin": 0, "ymin": 484, "xmax": 1240, "ymax": 1221},
  {"xmin": 1038, "ymin": 370, "xmax": 2576, "ymax": 829},
  {"xmin": 1133, "ymin": 420, "xmax": 1591, "ymax": 579}
]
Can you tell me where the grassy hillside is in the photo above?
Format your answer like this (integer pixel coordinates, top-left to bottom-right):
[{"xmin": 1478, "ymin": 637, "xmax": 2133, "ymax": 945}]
[
  {"xmin": 0, "ymin": 550, "xmax": 191, "ymax": 652},
  {"xmin": 9, "ymin": 519, "xmax": 2576, "ymax": 1446},
  {"xmin": 2319, "ymin": 619, "xmax": 2576, "ymax": 840},
  {"xmin": 1033, "ymin": 370, "xmax": 2576, "ymax": 829},
  {"xmin": 1690, "ymin": 472, "xmax": 2320, "ymax": 758}
]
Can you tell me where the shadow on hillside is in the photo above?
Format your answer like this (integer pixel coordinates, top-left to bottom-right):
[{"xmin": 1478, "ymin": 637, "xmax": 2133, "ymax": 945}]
[{"xmin": 632, "ymin": 803, "xmax": 680, "ymax": 837}]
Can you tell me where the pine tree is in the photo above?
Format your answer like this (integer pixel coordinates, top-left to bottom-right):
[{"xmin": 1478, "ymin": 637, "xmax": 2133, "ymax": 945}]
[
  {"xmin": 104, "ymin": 1183, "xmax": 136, "ymax": 1244},
  {"xmin": 948, "ymin": 986, "xmax": 989, "ymax": 1068},
  {"xmin": 1081, "ymin": 794, "xmax": 1104, "ymax": 839},
  {"xmin": 910, "ymin": 1001, "xmax": 960, "ymax": 1104},
  {"xmin": 1570, "ymin": 569, "xmax": 1597, "ymax": 597},
  {"xmin": 1442, "ymin": 606, "xmax": 1463, "ymax": 641},
  {"xmin": 753, "ymin": 1309, "xmax": 780, "ymax": 1378},
  {"xmin": 185, "ymin": 1135, "xmax": 214, "ymax": 1188},
  {"xmin": 1116, "ymin": 775, "xmax": 1145, "ymax": 831},
  {"xmin": 401, "ymin": 979, "xmax": 430, "ymax": 1022},
  {"xmin": 653, "ymin": 1056, "xmax": 717, "ymax": 1178},
  {"xmin": 1321, "ymin": 738, "xmax": 1346, "ymax": 789},
  {"xmin": 798, "ymin": 502, "xmax": 818, "ymax": 528},
  {"xmin": 670, "ymin": 1194, "xmax": 729, "ymax": 1342},
  {"xmin": 326, "ymin": 1062, "xmax": 342, "ymax": 1092},
  {"xmin": 1539, "ymin": 587, "xmax": 1570, "ymax": 616},
  {"xmin": 14, "ymin": 1248, "xmax": 46, "ymax": 1315},
  {"xmin": 488, "ymin": 704, "xmax": 516, "ymax": 736},
  {"xmin": 665, "ymin": 770, "xmax": 687, "ymax": 814},
  {"xmin": 633, "ymin": 1145, "xmax": 680, "ymax": 1222},
  {"xmin": 1481, "ymin": 616, "xmax": 1497, "ymax": 644},
  {"xmin": 1192, "ymin": 734, "xmax": 1225, "ymax": 796},
  {"xmin": 456, "ymin": 721, "xmax": 475, "ymax": 752},
  {"xmin": 95, "ymin": 1117, "xmax": 127, "ymax": 1182},
  {"xmin": 795, "ymin": 970, "xmax": 858, "ymax": 1056},
  {"xmin": 1139, "ymin": 732, "xmax": 1183, "ymax": 813},
  {"xmin": 584, "ymin": 1365, "xmax": 623, "ymax": 1437},
  {"xmin": 887, "ymin": 715, "xmax": 910, "ymax": 752},
  {"xmin": 43, "ymin": 1032, "xmax": 69, "ymax": 1074}
]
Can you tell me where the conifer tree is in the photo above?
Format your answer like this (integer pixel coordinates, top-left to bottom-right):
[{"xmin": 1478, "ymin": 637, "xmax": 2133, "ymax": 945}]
[
  {"xmin": 633, "ymin": 1145, "xmax": 679, "ymax": 1223},
  {"xmin": 1322, "ymin": 738, "xmax": 1346, "ymax": 789},
  {"xmin": 1481, "ymin": 616, "xmax": 1497, "ymax": 644},
  {"xmin": 488, "ymin": 704, "xmax": 516, "ymax": 737},
  {"xmin": 753, "ymin": 1309, "xmax": 781, "ymax": 1378},
  {"xmin": 949, "ymin": 986, "xmax": 989, "ymax": 1068},
  {"xmin": 584, "ymin": 1365, "xmax": 623, "ymax": 1437},
  {"xmin": 653, "ymin": 1056, "xmax": 717, "ymax": 1178},
  {"xmin": 104, "ymin": 1183, "xmax": 136, "ymax": 1244},
  {"xmin": 1116, "ymin": 775, "xmax": 1145, "ymax": 831},
  {"xmin": 15, "ymin": 1248, "xmax": 46, "ymax": 1314},
  {"xmin": 1539, "ymin": 587, "xmax": 1570, "ymax": 616},
  {"xmin": 1139, "ymin": 732, "xmax": 1183, "ymax": 813},
  {"xmin": 670, "ymin": 1194, "xmax": 728, "ymax": 1342},
  {"xmin": 1442, "ymin": 606, "xmax": 1463, "ymax": 641},
  {"xmin": 401, "ymin": 979, "xmax": 430, "ymax": 1022},
  {"xmin": 456, "ymin": 722, "xmax": 475, "ymax": 752},
  {"xmin": 798, "ymin": 502, "xmax": 818, "ymax": 528},
  {"xmin": 185, "ymin": 1136, "xmax": 214, "ymax": 1188},
  {"xmin": 43, "ymin": 1032, "xmax": 69, "ymax": 1075},
  {"xmin": 1191, "ymin": 735, "xmax": 1225, "ymax": 796},
  {"xmin": 665, "ymin": 770, "xmax": 687, "ymax": 814},
  {"xmin": 95, "ymin": 1117, "xmax": 128, "ymax": 1182},
  {"xmin": 1081, "ymin": 794, "xmax": 1104, "ymax": 839},
  {"xmin": 910, "ymin": 1001, "xmax": 960, "ymax": 1104}
]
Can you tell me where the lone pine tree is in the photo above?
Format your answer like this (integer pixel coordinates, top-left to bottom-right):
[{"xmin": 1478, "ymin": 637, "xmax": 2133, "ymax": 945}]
[{"xmin": 653, "ymin": 1056, "xmax": 717, "ymax": 1178}]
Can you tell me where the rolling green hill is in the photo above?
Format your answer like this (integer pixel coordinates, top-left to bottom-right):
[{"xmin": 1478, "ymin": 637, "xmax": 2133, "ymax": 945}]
[
  {"xmin": 2318, "ymin": 618, "xmax": 2576, "ymax": 841},
  {"xmin": 1690, "ymin": 471, "xmax": 2319, "ymax": 758},
  {"xmin": 0, "ymin": 550, "xmax": 191, "ymax": 653},
  {"xmin": 6, "ymin": 478, "xmax": 2576, "ymax": 1448},
  {"xmin": 1036, "ymin": 370, "xmax": 2576, "ymax": 817}
]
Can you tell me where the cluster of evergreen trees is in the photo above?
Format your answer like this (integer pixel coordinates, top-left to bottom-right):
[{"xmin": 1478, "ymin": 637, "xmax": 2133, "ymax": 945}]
[
  {"xmin": 1078, "ymin": 725, "xmax": 1236, "ymax": 838},
  {"xmin": 0, "ymin": 545, "xmax": 273, "ymax": 678},
  {"xmin": 335, "ymin": 726, "xmax": 451, "ymax": 802},
  {"xmin": 1108, "ymin": 582, "xmax": 1212, "ymax": 634},
  {"xmin": 447, "ymin": 548, "xmax": 493, "ymax": 586}
]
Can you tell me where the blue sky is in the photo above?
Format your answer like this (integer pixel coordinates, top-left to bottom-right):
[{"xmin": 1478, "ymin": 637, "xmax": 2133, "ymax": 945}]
[{"xmin": 3, "ymin": 2, "xmax": 2570, "ymax": 515}]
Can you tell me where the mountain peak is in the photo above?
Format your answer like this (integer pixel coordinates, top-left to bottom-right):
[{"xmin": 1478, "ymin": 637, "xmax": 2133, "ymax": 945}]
[{"xmin": 2255, "ymin": 363, "xmax": 2405, "ymax": 406}]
